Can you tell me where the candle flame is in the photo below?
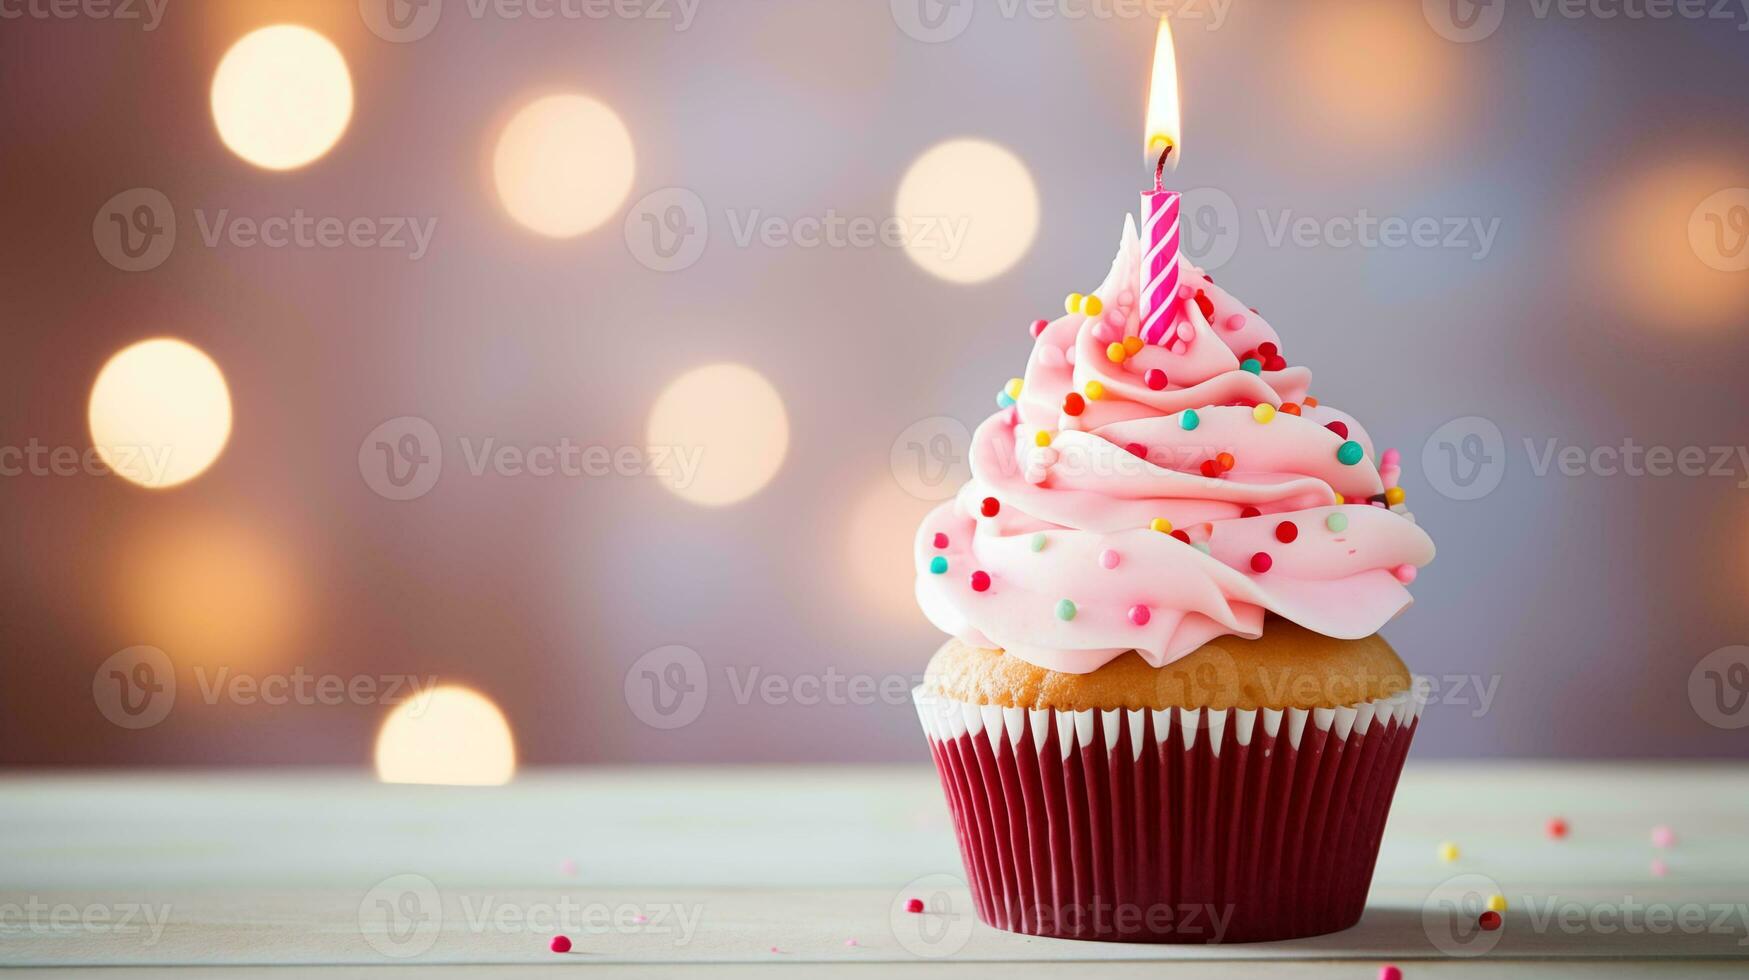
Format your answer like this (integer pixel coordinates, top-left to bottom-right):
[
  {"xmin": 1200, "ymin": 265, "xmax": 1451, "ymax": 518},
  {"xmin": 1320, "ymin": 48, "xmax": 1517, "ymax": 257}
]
[{"xmin": 1143, "ymin": 17, "xmax": 1181, "ymax": 168}]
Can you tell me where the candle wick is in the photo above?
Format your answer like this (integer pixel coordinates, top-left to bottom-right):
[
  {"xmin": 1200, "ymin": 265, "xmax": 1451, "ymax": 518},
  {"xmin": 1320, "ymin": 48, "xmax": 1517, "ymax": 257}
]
[{"xmin": 1154, "ymin": 145, "xmax": 1173, "ymax": 191}]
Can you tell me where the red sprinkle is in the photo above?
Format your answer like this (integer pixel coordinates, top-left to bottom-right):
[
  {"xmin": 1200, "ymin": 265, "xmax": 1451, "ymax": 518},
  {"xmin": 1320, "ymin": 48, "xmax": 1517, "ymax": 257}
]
[
  {"xmin": 1125, "ymin": 442, "xmax": 1148, "ymax": 459},
  {"xmin": 1030, "ymin": 319, "xmax": 1049, "ymax": 338},
  {"xmin": 980, "ymin": 497, "xmax": 1000, "ymax": 518},
  {"xmin": 1217, "ymin": 452, "xmax": 1235, "ymax": 471},
  {"xmin": 550, "ymin": 936, "xmax": 573, "ymax": 953},
  {"xmin": 1326, "ymin": 420, "xmax": 1350, "ymax": 438},
  {"xmin": 932, "ymin": 532, "xmax": 948, "ymax": 549},
  {"xmin": 1200, "ymin": 460, "xmax": 1221, "ymax": 478},
  {"xmin": 1250, "ymin": 552, "xmax": 1273, "ymax": 573},
  {"xmin": 1240, "ymin": 506, "xmax": 1262, "ymax": 518},
  {"xmin": 1264, "ymin": 355, "xmax": 1287, "ymax": 371},
  {"xmin": 1547, "ymin": 817, "xmax": 1569, "ymax": 840},
  {"xmin": 1258, "ymin": 342, "xmax": 1278, "ymax": 358},
  {"xmin": 1193, "ymin": 290, "xmax": 1215, "ymax": 319},
  {"xmin": 1280, "ymin": 403, "xmax": 1302, "ymax": 416},
  {"xmin": 906, "ymin": 898, "xmax": 925, "ymax": 914},
  {"xmin": 1479, "ymin": 911, "xmax": 1502, "ymax": 931},
  {"xmin": 1275, "ymin": 521, "xmax": 1299, "ymax": 543},
  {"xmin": 969, "ymin": 570, "xmax": 991, "ymax": 592},
  {"xmin": 1144, "ymin": 368, "xmax": 1168, "ymax": 391},
  {"xmin": 1063, "ymin": 392, "xmax": 1085, "ymax": 417}
]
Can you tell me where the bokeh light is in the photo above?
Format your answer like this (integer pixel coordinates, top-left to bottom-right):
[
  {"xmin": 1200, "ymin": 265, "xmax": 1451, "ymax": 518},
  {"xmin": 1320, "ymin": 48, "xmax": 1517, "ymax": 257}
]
[
  {"xmin": 844, "ymin": 479, "xmax": 935, "ymax": 625},
  {"xmin": 492, "ymin": 93, "xmax": 637, "ymax": 238},
  {"xmin": 1291, "ymin": 0, "xmax": 1455, "ymax": 153},
  {"xmin": 88, "ymin": 338, "xmax": 232, "ymax": 489},
  {"xmin": 1596, "ymin": 159, "xmax": 1749, "ymax": 328},
  {"xmin": 894, "ymin": 138, "xmax": 1039, "ymax": 283},
  {"xmin": 375, "ymin": 686, "xmax": 517, "ymax": 786},
  {"xmin": 646, "ymin": 363, "xmax": 789, "ymax": 506},
  {"xmin": 211, "ymin": 25, "xmax": 354, "ymax": 171}
]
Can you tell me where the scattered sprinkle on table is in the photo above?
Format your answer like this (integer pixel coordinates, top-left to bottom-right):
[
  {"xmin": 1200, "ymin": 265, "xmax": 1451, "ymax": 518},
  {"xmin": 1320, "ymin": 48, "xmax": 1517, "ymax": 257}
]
[
  {"xmin": 550, "ymin": 935, "xmax": 572, "ymax": 953},
  {"xmin": 1546, "ymin": 817, "xmax": 1568, "ymax": 839},
  {"xmin": 558, "ymin": 858, "xmax": 578, "ymax": 876},
  {"xmin": 1651, "ymin": 858, "xmax": 1669, "ymax": 877},
  {"xmin": 1438, "ymin": 841, "xmax": 1460, "ymax": 863},
  {"xmin": 906, "ymin": 898, "xmax": 924, "ymax": 913},
  {"xmin": 1651, "ymin": 824, "xmax": 1675, "ymax": 848},
  {"xmin": 1478, "ymin": 910, "xmax": 1502, "ymax": 931},
  {"xmin": 1487, "ymin": 894, "xmax": 1508, "ymax": 913},
  {"xmin": 1379, "ymin": 966, "xmax": 1403, "ymax": 980}
]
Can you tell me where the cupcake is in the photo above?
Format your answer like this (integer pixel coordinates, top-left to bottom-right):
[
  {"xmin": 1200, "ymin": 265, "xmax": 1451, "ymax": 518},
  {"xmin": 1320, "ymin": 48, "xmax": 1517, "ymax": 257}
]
[{"xmin": 911, "ymin": 218, "xmax": 1435, "ymax": 943}]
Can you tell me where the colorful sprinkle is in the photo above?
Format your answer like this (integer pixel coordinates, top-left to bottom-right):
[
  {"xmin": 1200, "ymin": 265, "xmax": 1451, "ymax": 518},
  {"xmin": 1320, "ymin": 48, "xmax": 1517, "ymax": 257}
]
[
  {"xmin": 1393, "ymin": 564, "xmax": 1417, "ymax": 584},
  {"xmin": 1258, "ymin": 342, "xmax": 1278, "ymax": 358},
  {"xmin": 1005, "ymin": 377, "xmax": 1023, "ymax": 400},
  {"xmin": 1193, "ymin": 289, "xmax": 1215, "ymax": 319},
  {"xmin": 1129, "ymin": 604, "xmax": 1151, "ymax": 626},
  {"xmin": 1333, "ymin": 492, "xmax": 1345, "ymax": 504},
  {"xmin": 996, "ymin": 391, "xmax": 1015, "ymax": 409},
  {"xmin": 550, "ymin": 936, "xmax": 573, "ymax": 953},
  {"xmin": 844, "ymin": 938, "xmax": 860, "ymax": 947},
  {"xmin": 1651, "ymin": 858, "xmax": 1669, "ymax": 877},
  {"xmin": 1379, "ymin": 967, "xmax": 1403, "ymax": 980},
  {"xmin": 1123, "ymin": 336, "xmax": 1144, "ymax": 356},
  {"xmin": 1478, "ymin": 911, "xmax": 1501, "ymax": 931},
  {"xmin": 1180, "ymin": 409, "xmax": 1200, "ymax": 431},
  {"xmin": 1150, "ymin": 518, "xmax": 1173, "ymax": 534},
  {"xmin": 928, "ymin": 556, "xmax": 948, "ymax": 575},
  {"xmin": 1337, "ymin": 440, "xmax": 1365, "ymax": 465},
  {"xmin": 1034, "ymin": 430, "xmax": 1052, "ymax": 448},
  {"xmin": 1280, "ymin": 402, "xmax": 1301, "ymax": 416},
  {"xmin": 980, "ymin": 497, "xmax": 1000, "ymax": 518},
  {"xmin": 1200, "ymin": 459, "xmax": 1221, "ymax": 478},
  {"xmin": 1217, "ymin": 452, "xmax": 1235, "ymax": 471},
  {"xmin": 932, "ymin": 532, "xmax": 948, "ymax": 549},
  {"xmin": 1055, "ymin": 599, "xmax": 1077, "ymax": 621},
  {"xmin": 1326, "ymin": 420, "xmax": 1349, "ymax": 438},
  {"xmin": 1106, "ymin": 342, "xmax": 1127, "ymax": 363},
  {"xmin": 1253, "ymin": 403, "xmax": 1276, "ymax": 423},
  {"xmin": 1304, "ymin": 396, "xmax": 1320, "ymax": 407},
  {"xmin": 1030, "ymin": 319, "xmax": 1048, "ymax": 338},
  {"xmin": 1275, "ymin": 521, "xmax": 1299, "ymax": 543},
  {"xmin": 1240, "ymin": 505, "xmax": 1262, "ymax": 518},
  {"xmin": 559, "ymin": 858, "xmax": 578, "ymax": 875},
  {"xmin": 1249, "ymin": 552, "xmax": 1273, "ymax": 573},
  {"xmin": 1063, "ymin": 393, "xmax": 1085, "ymax": 417},
  {"xmin": 1486, "ymin": 894, "xmax": 1508, "ymax": 913},
  {"xmin": 1083, "ymin": 295, "xmax": 1103, "ymax": 317},
  {"xmin": 1439, "ymin": 841, "xmax": 1460, "ymax": 863},
  {"xmin": 1125, "ymin": 442, "xmax": 1148, "ymax": 459},
  {"xmin": 969, "ymin": 570, "xmax": 990, "ymax": 592},
  {"xmin": 1240, "ymin": 358, "xmax": 1262, "ymax": 375},
  {"xmin": 1651, "ymin": 825, "xmax": 1675, "ymax": 848},
  {"xmin": 1065, "ymin": 293, "xmax": 1084, "ymax": 314},
  {"xmin": 1084, "ymin": 380, "xmax": 1106, "ymax": 400},
  {"xmin": 1144, "ymin": 368, "xmax": 1168, "ymax": 391},
  {"xmin": 1099, "ymin": 549, "xmax": 1120, "ymax": 569},
  {"xmin": 1030, "ymin": 533, "xmax": 1047, "ymax": 552},
  {"xmin": 1385, "ymin": 486, "xmax": 1406, "ymax": 506},
  {"xmin": 1326, "ymin": 513, "xmax": 1349, "ymax": 532},
  {"xmin": 1547, "ymin": 817, "xmax": 1569, "ymax": 840},
  {"xmin": 1264, "ymin": 355, "xmax": 1286, "ymax": 371},
  {"xmin": 1170, "ymin": 529, "xmax": 1191, "ymax": 544},
  {"xmin": 906, "ymin": 898, "xmax": 924, "ymax": 914}
]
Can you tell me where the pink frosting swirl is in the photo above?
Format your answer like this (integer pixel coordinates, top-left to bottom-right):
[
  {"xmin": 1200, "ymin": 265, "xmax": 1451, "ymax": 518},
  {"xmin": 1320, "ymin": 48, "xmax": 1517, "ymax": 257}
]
[{"xmin": 914, "ymin": 217, "xmax": 1435, "ymax": 674}]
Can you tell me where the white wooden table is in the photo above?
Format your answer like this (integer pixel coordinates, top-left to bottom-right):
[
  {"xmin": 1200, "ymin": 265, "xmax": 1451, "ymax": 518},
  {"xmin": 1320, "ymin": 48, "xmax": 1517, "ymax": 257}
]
[{"xmin": 3, "ymin": 764, "xmax": 1746, "ymax": 977}]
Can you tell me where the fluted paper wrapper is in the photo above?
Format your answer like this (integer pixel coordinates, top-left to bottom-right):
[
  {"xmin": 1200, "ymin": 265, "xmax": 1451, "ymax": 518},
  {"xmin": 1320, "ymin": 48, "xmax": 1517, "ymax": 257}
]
[{"xmin": 914, "ymin": 682, "xmax": 1425, "ymax": 943}]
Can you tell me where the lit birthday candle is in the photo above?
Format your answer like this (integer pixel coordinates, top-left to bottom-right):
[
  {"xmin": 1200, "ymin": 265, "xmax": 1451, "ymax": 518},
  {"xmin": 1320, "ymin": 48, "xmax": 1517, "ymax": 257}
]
[{"xmin": 1139, "ymin": 17, "xmax": 1183, "ymax": 347}]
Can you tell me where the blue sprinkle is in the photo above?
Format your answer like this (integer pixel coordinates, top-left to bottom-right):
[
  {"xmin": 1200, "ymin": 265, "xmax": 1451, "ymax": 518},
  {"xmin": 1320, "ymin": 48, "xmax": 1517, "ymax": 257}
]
[{"xmin": 929, "ymin": 555, "xmax": 948, "ymax": 575}]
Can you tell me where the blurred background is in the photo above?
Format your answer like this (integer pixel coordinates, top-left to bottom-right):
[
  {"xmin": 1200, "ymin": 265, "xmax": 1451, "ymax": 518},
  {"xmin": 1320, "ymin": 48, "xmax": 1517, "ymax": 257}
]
[{"xmin": 2, "ymin": 0, "xmax": 1746, "ymax": 776}]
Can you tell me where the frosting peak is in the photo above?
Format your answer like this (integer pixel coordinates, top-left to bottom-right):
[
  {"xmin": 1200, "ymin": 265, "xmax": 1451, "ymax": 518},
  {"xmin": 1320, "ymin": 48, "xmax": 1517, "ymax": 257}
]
[{"xmin": 914, "ymin": 217, "xmax": 1435, "ymax": 674}]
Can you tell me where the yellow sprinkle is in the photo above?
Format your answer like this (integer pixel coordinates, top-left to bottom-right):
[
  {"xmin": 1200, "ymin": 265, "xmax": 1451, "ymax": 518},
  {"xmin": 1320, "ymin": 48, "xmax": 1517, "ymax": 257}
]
[
  {"xmin": 1085, "ymin": 380, "xmax": 1106, "ymax": 401},
  {"xmin": 1106, "ymin": 342, "xmax": 1127, "ymax": 363},
  {"xmin": 1486, "ymin": 894, "xmax": 1507, "ymax": 913},
  {"xmin": 1149, "ymin": 518, "xmax": 1173, "ymax": 534},
  {"xmin": 1005, "ymin": 377, "xmax": 1023, "ymax": 400},
  {"xmin": 1438, "ymin": 842, "xmax": 1460, "ymax": 863},
  {"xmin": 1334, "ymin": 493, "xmax": 1345, "ymax": 505},
  {"xmin": 1082, "ymin": 295, "xmax": 1103, "ymax": 317},
  {"xmin": 1034, "ymin": 430, "xmax": 1052, "ymax": 448},
  {"xmin": 1123, "ymin": 336, "xmax": 1144, "ymax": 356},
  {"xmin": 1385, "ymin": 486, "xmax": 1406, "ymax": 506},
  {"xmin": 1253, "ymin": 403, "xmax": 1277, "ymax": 424},
  {"xmin": 1066, "ymin": 293, "xmax": 1084, "ymax": 315}
]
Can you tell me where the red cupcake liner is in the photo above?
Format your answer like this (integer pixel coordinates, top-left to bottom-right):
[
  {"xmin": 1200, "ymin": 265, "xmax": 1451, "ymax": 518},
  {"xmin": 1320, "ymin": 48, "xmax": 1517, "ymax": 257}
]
[{"xmin": 914, "ymin": 684, "xmax": 1424, "ymax": 943}]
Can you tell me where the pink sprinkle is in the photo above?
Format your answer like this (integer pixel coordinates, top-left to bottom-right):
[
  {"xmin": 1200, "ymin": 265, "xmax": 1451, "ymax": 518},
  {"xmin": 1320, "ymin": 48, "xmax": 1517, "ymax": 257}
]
[
  {"xmin": 1651, "ymin": 858, "xmax": 1669, "ymax": 877},
  {"xmin": 1099, "ymin": 549, "xmax": 1120, "ymax": 569},
  {"xmin": 1651, "ymin": 825, "xmax": 1675, "ymax": 848},
  {"xmin": 1091, "ymin": 321, "xmax": 1119, "ymax": 344},
  {"xmin": 550, "ymin": 935, "xmax": 573, "ymax": 953},
  {"xmin": 1176, "ymin": 319, "xmax": 1196, "ymax": 342},
  {"xmin": 1104, "ymin": 308, "xmax": 1126, "ymax": 328},
  {"xmin": 1176, "ymin": 283, "xmax": 1193, "ymax": 300},
  {"xmin": 844, "ymin": 938, "xmax": 860, "ymax": 947},
  {"xmin": 1144, "ymin": 368, "xmax": 1168, "ymax": 391},
  {"xmin": 558, "ymin": 858, "xmax": 578, "ymax": 876},
  {"xmin": 1379, "ymin": 967, "xmax": 1403, "ymax": 980},
  {"xmin": 1223, "ymin": 313, "xmax": 1247, "ymax": 331},
  {"xmin": 1030, "ymin": 318, "xmax": 1048, "ymax": 338},
  {"xmin": 769, "ymin": 946, "xmax": 784, "ymax": 954},
  {"xmin": 969, "ymin": 570, "xmax": 991, "ymax": 592},
  {"xmin": 1393, "ymin": 564, "xmax": 1417, "ymax": 584},
  {"xmin": 1118, "ymin": 289, "xmax": 1135, "ymax": 306},
  {"xmin": 932, "ymin": 532, "xmax": 948, "ymax": 549},
  {"xmin": 1382, "ymin": 448, "xmax": 1401, "ymax": 467},
  {"xmin": 905, "ymin": 898, "xmax": 924, "ymax": 913},
  {"xmin": 1128, "ymin": 604, "xmax": 1151, "ymax": 626},
  {"xmin": 632, "ymin": 914, "xmax": 648, "ymax": 924}
]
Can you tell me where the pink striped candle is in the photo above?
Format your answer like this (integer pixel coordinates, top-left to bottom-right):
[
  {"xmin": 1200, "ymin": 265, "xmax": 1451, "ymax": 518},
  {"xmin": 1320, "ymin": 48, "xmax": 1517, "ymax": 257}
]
[{"xmin": 1139, "ymin": 181, "xmax": 1181, "ymax": 346}]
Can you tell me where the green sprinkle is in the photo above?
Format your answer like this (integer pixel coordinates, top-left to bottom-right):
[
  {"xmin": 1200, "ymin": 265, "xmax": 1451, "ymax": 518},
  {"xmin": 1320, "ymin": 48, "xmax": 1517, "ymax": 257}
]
[
  {"xmin": 929, "ymin": 555, "xmax": 948, "ymax": 575},
  {"xmin": 1056, "ymin": 599, "xmax": 1077, "ymax": 621},
  {"xmin": 1180, "ymin": 409, "xmax": 1200, "ymax": 431},
  {"xmin": 1337, "ymin": 440, "xmax": 1364, "ymax": 466},
  {"xmin": 1326, "ymin": 513, "xmax": 1349, "ymax": 532},
  {"xmin": 1241, "ymin": 358, "xmax": 1262, "ymax": 375},
  {"xmin": 1030, "ymin": 533, "xmax": 1047, "ymax": 552}
]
